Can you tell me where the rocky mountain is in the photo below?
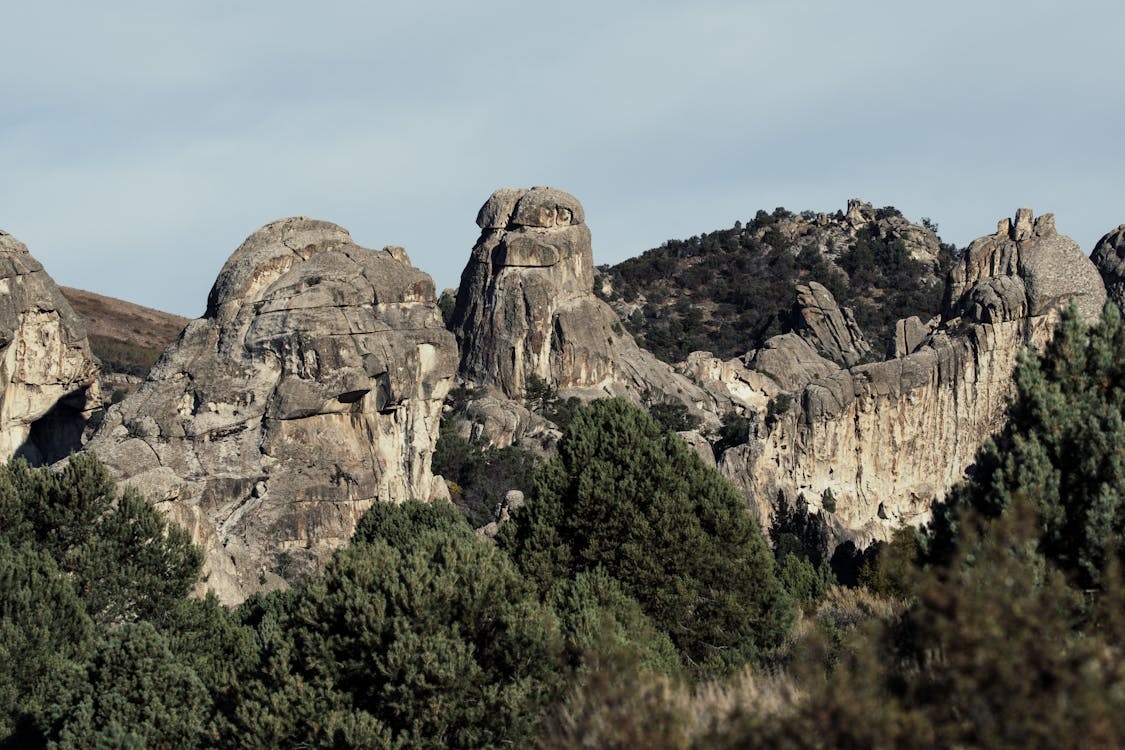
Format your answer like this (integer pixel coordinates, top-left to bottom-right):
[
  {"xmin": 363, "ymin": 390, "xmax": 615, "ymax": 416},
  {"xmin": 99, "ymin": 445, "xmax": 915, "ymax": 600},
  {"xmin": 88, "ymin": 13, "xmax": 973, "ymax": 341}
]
[
  {"xmin": 1, "ymin": 191, "xmax": 1116, "ymax": 605},
  {"xmin": 600, "ymin": 199, "xmax": 956, "ymax": 363},
  {"xmin": 83, "ymin": 218, "xmax": 456, "ymax": 603},
  {"xmin": 0, "ymin": 230, "xmax": 99, "ymax": 464},
  {"xmin": 697, "ymin": 209, "xmax": 1106, "ymax": 544},
  {"xmin": 450, "ymin": 187, "xmax": 721, "ymax": 444}
]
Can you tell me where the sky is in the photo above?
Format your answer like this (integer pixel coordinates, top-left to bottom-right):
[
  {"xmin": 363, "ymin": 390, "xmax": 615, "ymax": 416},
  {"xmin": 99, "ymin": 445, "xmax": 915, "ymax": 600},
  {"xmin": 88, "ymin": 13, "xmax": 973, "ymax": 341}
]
[{"xmin": 2, "ymin": 1, "xmax": 1123, "ymax": 317}]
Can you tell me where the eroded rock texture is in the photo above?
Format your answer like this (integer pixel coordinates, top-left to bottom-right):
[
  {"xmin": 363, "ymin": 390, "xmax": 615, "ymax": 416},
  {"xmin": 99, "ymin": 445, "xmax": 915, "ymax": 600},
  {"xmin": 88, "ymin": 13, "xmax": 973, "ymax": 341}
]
[
  {"xmin": 452, "ymin": 187, "xmax": 717, "ymax": 435},
  {"xmin": 1092, "ymin": 224, "xmax": 1125, "ymax": 311},
  {"xmin": 0, "ymin": 230, "xmax": 98, "ymax": 464},
  {"xmin": 84, "ymin": 218, "xmax": 456, "ymax": 603},
  {"xmin": 703, "ymin": 210, "xmax": 1106, "ymax": 544}
]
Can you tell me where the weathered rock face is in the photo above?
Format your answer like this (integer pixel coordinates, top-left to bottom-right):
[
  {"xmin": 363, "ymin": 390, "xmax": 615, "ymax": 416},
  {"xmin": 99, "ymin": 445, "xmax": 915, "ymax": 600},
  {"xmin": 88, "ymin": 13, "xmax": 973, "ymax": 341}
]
[
  {"xmin": 946, "ymin": 209, "xmax": 1105, "ymax": 323},
  {"xmin": 1092, "ymin": 224, "xmax": 1125, "ymax": 311},
  {"xmin": 456, "ymin": 394, "xmax": 560, "ymax": 455},
  {"xmin": 452, "ymin": 187, "xmax": 718, "ymax": 427},
  {"xmin": 790, "ymin": 282, "xmax": 871, "ymax": 367},
  {"xmin": 707, "ymin": 210, "xmax": 1106, "ymax": 544},
  {"xmin": 84, "ymin": 218, "xmax": 457, "ymax": 603},
  {"xmin": 0, "ymin": 230, "xmax": 99, "ymax": 464}
]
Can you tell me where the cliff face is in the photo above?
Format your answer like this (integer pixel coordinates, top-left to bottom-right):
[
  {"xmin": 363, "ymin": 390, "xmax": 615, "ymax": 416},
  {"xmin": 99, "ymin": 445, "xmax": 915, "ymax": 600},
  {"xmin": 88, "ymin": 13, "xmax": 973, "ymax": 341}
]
[
  {"xmin": 451, "ymin": 187, "xmax": 718, "ymax": 428},
  {"xmin": 84, "ymin": 218, "xmax": 457, "ymax": 603},
  {"xmin": 707, "ymin": 210, "xmax": 1106, "ymax": 543},
  {"xmin": 0, "ymin": 230, "xmax": 99, "ymax": 464}
]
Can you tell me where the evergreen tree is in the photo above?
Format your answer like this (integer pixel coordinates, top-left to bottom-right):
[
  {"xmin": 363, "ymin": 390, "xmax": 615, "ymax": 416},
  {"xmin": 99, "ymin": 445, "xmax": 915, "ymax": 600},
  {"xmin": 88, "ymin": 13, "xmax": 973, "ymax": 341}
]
[
  {"xmin": 552, "ymin": 567, "xmax": 683, "ymax": 678},
  {"xmin": 0, "ymin": 456, "xmax": 204, "ymax": 746},
  {"xmin": 157, "ymin": 593, "xmax": 259, "ymax": 740},
  {"xmin": 228, "ymin": 525, "xmax": 564, "ymax": 748},
  {"xmin": 50, "ymin": 623, "xmax": 211, "ymax": 750},
  {"xmin": 351, "ymin": 496, "xmax": 473, "ymax": 550},
  {"xmin": 932, "ymin": 302, "xmax": 1125, "ymax": 587},
  {"xmin": 718, "ymin": 499, "xmax": 1125, "ymax": 748},
  {"xmin": 501, "ymin": 398, "xmax": 793, "ymax": 672},
  {"xmin": 0, "ymin": 455, "xmax": 202, "ymax": 626},
  {"xmin": 0, "ymin": 541, "xmax": 93, "ymax": 746}
]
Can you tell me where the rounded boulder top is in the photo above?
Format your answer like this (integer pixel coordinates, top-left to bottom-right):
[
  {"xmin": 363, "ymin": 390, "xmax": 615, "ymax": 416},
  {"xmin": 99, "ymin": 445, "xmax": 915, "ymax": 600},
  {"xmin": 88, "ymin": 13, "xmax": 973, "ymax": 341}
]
[
  {"xmin": 475, "ymin": 187, "xmax": 585, "ymax": 230},
  {"xmin": 204, "ymin": 217, "xmax": 354, "ymax": 318}
]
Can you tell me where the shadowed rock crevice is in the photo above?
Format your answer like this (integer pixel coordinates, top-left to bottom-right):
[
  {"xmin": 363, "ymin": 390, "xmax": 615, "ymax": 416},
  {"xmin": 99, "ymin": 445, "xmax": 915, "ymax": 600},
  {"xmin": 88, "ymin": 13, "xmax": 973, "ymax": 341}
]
[{"xmin": 0, "ymin": 230, "xmax": 99, "ymax": 464}]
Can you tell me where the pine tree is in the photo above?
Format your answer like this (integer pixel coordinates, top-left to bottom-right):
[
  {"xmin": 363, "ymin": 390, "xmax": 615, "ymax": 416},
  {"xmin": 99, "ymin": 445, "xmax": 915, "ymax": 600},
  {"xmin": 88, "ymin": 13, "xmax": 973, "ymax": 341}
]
[
  {"xmin": 933, "ymin": 302, "xmax": 1125, "ymax": 587},
  {"xmin": 500, "ymin": 398, "xmax": 793, "ymax": 672},
  {"xmin": 227, "ymin": 520, "xmax": 564, "ymax": 749},
  {"xmin": 50, "ymin": 623, "xmax": 211, "ymax": 750},
  {"xmin": 0, "ymin": 541, "xmax": 93, "ymax": 745},
  {"xmin": 0, "ymin": 455, "xmax": 202, "ymax": 626}
]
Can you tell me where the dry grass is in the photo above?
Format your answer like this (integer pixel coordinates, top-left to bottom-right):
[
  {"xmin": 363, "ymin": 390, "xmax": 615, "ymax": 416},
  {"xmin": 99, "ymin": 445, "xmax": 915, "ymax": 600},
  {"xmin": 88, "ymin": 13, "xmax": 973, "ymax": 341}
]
[{"xmin": 540, "ymin": 664, "xmax": 801, "ymax": 749}]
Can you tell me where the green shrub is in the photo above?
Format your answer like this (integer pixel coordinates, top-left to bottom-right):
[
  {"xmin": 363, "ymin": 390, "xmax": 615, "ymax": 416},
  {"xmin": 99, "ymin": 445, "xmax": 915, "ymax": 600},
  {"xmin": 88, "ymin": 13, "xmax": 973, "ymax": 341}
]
[
  {"xmin": 229, "ymin": 529, "xmax": 565, "ymax": 749},
  {"xmin": 432, "ymin": 423, "xmax": 538, "ymax": 528},
  {"xmin": 501, "ymin": 399, "xmax": 793, "ymax": 673},
  {"xmin": 930, "ymin": 302, "xmax": 1125, "ymax": 587},
  {"xmin": 88, "ymin": 335, "xmax": 164, "ymax": 378}
]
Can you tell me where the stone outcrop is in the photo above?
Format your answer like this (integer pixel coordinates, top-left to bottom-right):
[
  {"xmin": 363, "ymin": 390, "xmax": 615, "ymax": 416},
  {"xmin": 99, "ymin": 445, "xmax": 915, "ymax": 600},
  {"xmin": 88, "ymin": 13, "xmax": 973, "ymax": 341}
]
[
  {"xmin": 83, "ymin": 218, "xmax": 456, "ymax": 603},
  {"xmin": 1092, "ymin": 224, "xmax": 1125, "ymax": 311},
  {"xmin": 451, "ymin": 187, "xmax": 718, "ymax": 431},
  {"xmin": 456, "ymin": 394, "xmax": 560, "ymax": 454},
  {"xmin": 703, "ymin": 210, "xmax": 1106, "ymax": 544},
  {"xmin": 0, "ymin": 230, "xmax": 99, "ymax": 464},
  {"xmin": 790, "ymin": 282, "xmax": 871, "ymax": 367},
  {"xmin": 946, "ymin": 209, "xmax": 1104, "ymax": 323}
]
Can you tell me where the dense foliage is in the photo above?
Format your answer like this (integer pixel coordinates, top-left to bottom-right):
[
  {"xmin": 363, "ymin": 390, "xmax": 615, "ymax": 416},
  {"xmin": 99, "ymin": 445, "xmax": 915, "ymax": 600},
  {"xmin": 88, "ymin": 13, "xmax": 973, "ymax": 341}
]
[
  {"xmin": 7, "ymin": 301, "xmax": 1125, "ymax": 747},
  {"xmin": 432, "ymin": 420, "xmax": 539, "ymax": 528},
  {"xmin": 500, "ymin": 398, "xmax": 793, "ymax": 671},
  {"xmin": 932, "ymin": 302, "xmax": 1125, "ymax": 587},
  {"xmin": 0, "ymin": 455, "xmax": 202, "ymax": 746},
  {"xmin": 603, "ymin": 206, "xmax": 956, "ymax": 362},
  {"xmin": 535, "ymin": 300, "xmax": 1125, "ymax": 749},
  {"xmin": 227, "ymin": 503, "xmax": 564, "ymax": 749}
]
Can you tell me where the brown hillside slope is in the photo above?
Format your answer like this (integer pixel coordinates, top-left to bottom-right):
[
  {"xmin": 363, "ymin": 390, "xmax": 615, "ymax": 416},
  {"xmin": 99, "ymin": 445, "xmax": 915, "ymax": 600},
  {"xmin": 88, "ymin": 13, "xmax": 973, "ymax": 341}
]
[
  {"xmin": 60, "ymin": 287, "xmax": 189, "ymax": 378},
  {"xmin": 60, "ymin": 286, "xmax": 189, "ymax": 348}
]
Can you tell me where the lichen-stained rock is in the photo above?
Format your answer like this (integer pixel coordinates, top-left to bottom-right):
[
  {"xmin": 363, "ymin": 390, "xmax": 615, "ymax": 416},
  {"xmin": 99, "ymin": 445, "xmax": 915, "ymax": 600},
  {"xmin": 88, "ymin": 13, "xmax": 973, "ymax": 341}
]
[
  {"xmin": 452, "ymin": 187, "xmax": 718, "ymax": 425},
  {"xmin": 712, "ymin": 210, "xmax": 1107, "ymax": 545},
  {"xmin": 83, "ymin": 218, "xmax": 457, "ymax": 603},
  {"xmin": 1092, "ymin": 224, "xmax": 1125, "ymax": 311},
  {"xmin": 0, "ymin": 230, "xmax": 99, "ymax": 464}
]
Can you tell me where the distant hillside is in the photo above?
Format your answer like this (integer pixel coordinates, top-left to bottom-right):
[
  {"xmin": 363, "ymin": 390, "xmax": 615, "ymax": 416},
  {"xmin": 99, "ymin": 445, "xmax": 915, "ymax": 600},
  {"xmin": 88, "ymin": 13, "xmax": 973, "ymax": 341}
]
[
  {"xmin": 60, "ymin": 287, "xmax": 189, "ymax": 378},
  {"xmin": 597, "ymin": 200, "xmax": 959, "ymax": 363}
]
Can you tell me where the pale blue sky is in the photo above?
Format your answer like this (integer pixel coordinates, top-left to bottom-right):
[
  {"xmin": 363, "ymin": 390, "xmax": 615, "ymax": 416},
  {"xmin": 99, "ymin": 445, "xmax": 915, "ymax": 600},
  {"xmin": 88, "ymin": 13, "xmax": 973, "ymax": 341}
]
[{"xmin": 2, "ymin": 1, "xmax": 1122, "ymax": 316}]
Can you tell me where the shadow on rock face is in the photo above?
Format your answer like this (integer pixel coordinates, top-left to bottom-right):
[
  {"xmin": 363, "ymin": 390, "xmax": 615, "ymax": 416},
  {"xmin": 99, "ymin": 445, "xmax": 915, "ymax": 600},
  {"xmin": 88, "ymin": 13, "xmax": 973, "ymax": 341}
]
[{"xmin": 15, "ymin": 390, "xmax": 91, "ymax": 465}]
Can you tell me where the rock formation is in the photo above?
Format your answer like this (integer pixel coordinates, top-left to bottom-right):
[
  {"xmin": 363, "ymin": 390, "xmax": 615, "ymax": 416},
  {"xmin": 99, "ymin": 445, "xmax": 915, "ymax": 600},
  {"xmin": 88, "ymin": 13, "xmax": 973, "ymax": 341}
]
[
  {"xmin": 789, "ymin": 281, "xmax": 872, "ymax": 367},
  {"xmin": 0, "ymin": 230, "xmax": 99, "ymax": 464},
  {"xmin": 598, "ymin": 198, "xmax": 950, "ymax": 365},
  {"xmin": 1092, "ymin": 224, "xmax": 1125, "ymax": 311},
  {"xmin": 451, "ymin": 187, "xmax": 718, "ymax": 432},
  {"xmin": 702, "ymin": 210, "xmax": 1106, "ymax": 544},
  {"xmin": 84, "ymin": 218, "xmax": 457, "ymax": 603}
]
